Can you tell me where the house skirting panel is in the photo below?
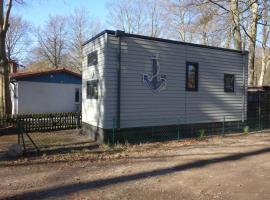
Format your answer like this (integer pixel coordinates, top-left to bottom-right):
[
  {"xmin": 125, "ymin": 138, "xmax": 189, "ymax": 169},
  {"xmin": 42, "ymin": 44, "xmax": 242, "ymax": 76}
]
[{"xmin": 82, "ymin": 121, "xmax": 245, "ymax": 144}]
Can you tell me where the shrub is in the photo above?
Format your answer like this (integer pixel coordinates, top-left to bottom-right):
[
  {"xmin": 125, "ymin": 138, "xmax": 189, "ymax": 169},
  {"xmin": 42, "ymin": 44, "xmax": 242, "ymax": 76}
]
[
  {"xmin": 199, "ymin": 129, "xmax": 205, "ymax": 139},
  {"xmin": 243, "ymin": 126, "xmax": 249, "ymax": 135}
]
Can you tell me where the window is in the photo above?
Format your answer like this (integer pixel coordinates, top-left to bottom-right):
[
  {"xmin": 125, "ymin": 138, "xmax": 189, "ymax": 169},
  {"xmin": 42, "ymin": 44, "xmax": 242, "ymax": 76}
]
[
  {"xmin": 75, "ymin": 88, "xmax": 80, "ymax": 103},
  {"xmin": 87, "ymin": 51, "xmax": 98, "ymax": 66},
  {"xmin": 224, "ymin": 74, "xmax": 235, "ymax": 92},
  {"xmin": 87, "ymin": 80, "xmax": 98, "ymax": 99},
  {"xmin": 186, "ymin": 62, "xmax": 198, "ymax": 91}
]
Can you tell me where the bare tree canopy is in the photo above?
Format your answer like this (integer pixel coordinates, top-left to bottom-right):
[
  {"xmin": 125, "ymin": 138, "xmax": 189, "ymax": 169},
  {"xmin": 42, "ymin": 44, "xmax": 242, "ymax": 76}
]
[
  {"xmin": 36, "ymin": 15, "xmax": 69, "ymax": 68},
  {"xmin": 67, "ymin": 7, "xmax": 103, "ymax": 72},
  {"xmin": 29, "ymin": 8, "xmax": 103, "ymax": 72},
  {"xmin": 6, "ymin": 15, "xmax": 31, "ymax": 61},
  {"xmin": 106, "ymin": 0, "xmax": 167, "ymax": 37}
]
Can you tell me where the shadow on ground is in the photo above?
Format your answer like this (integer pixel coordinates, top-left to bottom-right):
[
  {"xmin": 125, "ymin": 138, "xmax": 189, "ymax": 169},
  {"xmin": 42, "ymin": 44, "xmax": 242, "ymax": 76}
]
[
  {"xmin": 3, "ymin": 146, "xmax": 270, "ymax": 200},
  {"xmin": 0, "ymin": 141, "xmax": 100, "ymax": 163}
]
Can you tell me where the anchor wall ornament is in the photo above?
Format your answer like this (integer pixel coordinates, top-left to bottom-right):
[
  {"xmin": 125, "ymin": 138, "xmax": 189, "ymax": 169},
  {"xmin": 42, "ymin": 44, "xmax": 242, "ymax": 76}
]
[{"xmin": 142, "ymin": 54, "xmax": 167, "ymax": 92}]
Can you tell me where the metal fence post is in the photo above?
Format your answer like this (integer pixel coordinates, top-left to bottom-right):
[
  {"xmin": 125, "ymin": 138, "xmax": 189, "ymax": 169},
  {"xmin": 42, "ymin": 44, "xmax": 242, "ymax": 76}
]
[
  {"xmin": 76, "ymin": 113, "xmax": 80, "ymax": 129},
  {"xmin": 177, "ymin": 117, "xmax": 180, "ymax": 140},
  {"xmin": 222, "ymin": 116, "xmax": 225, "ymax": 134},
  {"xmin": 112, "ymin": 118, "xmax": 116, "ymax": 145},
  {"xmin": 259, "ymin": 92, "xmax": 261, "ymax": 131},
  {"xmin": 151, "ymin": 126, "xmax": 154, "ymax": 141},
  {"xmin": 17, "ymin": 120, "xmax": 21, "ymax": 145},
  {"xmin": 17, "ymin": 120, "xmax": 26, "ymax": 154}
]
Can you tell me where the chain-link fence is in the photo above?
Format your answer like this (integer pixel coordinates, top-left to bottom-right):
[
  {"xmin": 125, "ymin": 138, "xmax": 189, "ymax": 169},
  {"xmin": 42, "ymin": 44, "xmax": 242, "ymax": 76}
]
[{"xmin": 107, "ymin": 117, "xmax": 249, "ymax": 144}]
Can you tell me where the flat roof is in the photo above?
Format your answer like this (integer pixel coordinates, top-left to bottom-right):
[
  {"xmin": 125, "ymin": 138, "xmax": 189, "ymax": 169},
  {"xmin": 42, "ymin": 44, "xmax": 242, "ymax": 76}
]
[
  {"xmin": 83, "ymin": 30, "xmax": 248, "ymax": 54},
  {"xmin": 248, "ymin": 86, "xmax": 270, "ymax": 92}
]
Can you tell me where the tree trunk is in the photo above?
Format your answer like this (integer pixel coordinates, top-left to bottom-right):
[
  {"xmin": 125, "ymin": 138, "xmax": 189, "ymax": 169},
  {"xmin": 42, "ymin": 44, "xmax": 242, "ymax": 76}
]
[
  {"xmin": 0, "ymin": 0, "xmax": 13, "ymax": 116},
  {"xmin": 258, "ymin": 53, "xmax": 270, "ymax": 86},
  {"xmin": 241, "ymin": 11, "xmax": 249, "ymax": 51},
  {"xmin": 258, "ymin": 0, "xmax": 268, "ymax": 86},
  {"xmin": 0, "ymin": 32, "xmax": 12, "ymax": 116},
  {"xmin": 225, "ymin": 26, "xmax": 231, "ymax": 48},
  {"xmin": 230, "ymin": 0, "xmax": 242, "ymax": 50},
  {"xmin": 247, "ymin": 0, "xmax": 259, "ymax": 86},
  {"xmin": 258, "ymin": 48, "xmax": 266, "ymax": 86},
  {"xmin": 0, "ymin": 63, "xmax": 11, "ymax": 115}
]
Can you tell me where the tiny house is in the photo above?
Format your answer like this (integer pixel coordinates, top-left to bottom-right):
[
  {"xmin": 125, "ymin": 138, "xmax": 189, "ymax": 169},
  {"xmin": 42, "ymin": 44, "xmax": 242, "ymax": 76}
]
[
  {"xmin": 82, "ymin": 30, "xmax": 248, "ymax": 141},
  {"xmin": 10, "ymin": 68, "xmax": 82, "ymax": 114}
]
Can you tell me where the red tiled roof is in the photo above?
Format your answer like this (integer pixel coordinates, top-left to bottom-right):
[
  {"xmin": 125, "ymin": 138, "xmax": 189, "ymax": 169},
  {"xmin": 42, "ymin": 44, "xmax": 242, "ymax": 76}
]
[{"xmin": 10, "ymin": 68, "xmax": 81, "ymax": 79}]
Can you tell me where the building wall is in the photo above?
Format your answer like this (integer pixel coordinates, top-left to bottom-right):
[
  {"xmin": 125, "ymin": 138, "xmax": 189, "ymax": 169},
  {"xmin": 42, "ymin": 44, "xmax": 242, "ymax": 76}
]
[
  {"xmin": 11, "ymin": 82, "xmax": 18, "ymax": 114},
  {"xmin": 82, "ymin": 33, "xmax": 107, "ymax": 128},
  {"xmin": 103, "ymin": 34, "xmax": 248, "ymax": 128},
  {"xmin": 16, "ymin": 81, "xmax": 81, "ymax": 114},
  {"xmin": 82, "ymin": 32, "xmax": 248, "ymax": 129}
]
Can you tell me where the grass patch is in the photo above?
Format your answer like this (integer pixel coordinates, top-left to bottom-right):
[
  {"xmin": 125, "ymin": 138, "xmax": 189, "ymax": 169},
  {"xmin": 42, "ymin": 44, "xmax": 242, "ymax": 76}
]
[
  {"xmin": 243, "ymin": 126, "xmax": 249, "ymax": 135},
  {"xmin": 34, "ymin": 135, "xmax": 75, "ymax": 148},
  {"xmin": 198, "ymin": 129, "xmax": 205, "ymax": 139}
]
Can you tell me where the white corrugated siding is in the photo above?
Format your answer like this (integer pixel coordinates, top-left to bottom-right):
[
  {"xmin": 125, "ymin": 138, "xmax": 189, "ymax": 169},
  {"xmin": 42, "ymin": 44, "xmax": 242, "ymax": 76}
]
[
  {"xmin": 82, "ymin": 34, "xmax": 107, "ymax": 128},
  {"xmin": 83, "ymin": 33, "xmax": 248, "ymax": 129},
  {"xmin": 104, "ymin": 34, "xmax": 247, "ymax": 128}
]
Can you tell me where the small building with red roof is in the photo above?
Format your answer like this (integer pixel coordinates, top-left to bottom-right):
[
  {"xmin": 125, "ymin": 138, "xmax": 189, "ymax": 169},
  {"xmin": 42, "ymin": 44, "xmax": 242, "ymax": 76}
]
[{"xmin": 10, "ymin": 68, "xmax": 82, "ymax": 114}]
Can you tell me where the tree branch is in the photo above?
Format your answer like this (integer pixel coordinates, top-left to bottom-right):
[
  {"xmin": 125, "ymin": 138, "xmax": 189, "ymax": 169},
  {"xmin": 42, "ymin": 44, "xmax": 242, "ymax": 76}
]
[
  {"xmin": 3, "ymin": 0, "xmax": 12, "ymax": 32},
  {"xmin": 208, "ymin": 0, "xmax": 230, "ymax": 12}
]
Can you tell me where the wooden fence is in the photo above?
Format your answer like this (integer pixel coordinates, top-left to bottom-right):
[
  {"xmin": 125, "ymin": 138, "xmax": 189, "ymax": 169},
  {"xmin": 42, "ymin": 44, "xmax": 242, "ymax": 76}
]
[{"xmin": 0, "ymin": 112, "xmax": 81, "ymax": 133}]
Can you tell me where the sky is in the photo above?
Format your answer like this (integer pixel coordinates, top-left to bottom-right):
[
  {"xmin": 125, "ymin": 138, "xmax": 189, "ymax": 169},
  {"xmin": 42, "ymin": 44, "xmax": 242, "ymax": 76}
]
[{"xmin": 13, "ymin": 0, "xmax": 110, "ymax": 27}]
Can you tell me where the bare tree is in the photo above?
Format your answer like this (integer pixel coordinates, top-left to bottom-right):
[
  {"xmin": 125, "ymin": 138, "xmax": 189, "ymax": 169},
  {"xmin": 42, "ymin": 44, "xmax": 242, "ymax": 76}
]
[
  {"xmin": 165, "ymin": 0, "xmax": 227, "ymax": 45},
  {"xmin": 36, "ymin": 15, "xmax": 68, "ymax": 68},
  {"xmin": 145, "ymin": 0, "xmax": 166, "ymax": 37},
  {"xmin": 241, "ymin": 9, "xmax": 250, "ymax": 50},
  {"xmin": 247, "ymin": 0, "xmax": 259, "ymax": 86},
  {"xmin": 0, "ymin": 0, "xmax": 13, "ymax": 115},
  {"xmin": 68, "ymin": 8, "xmax": 102, "ymax": 72},
  {"xmin": 107, "ymin": 0, "xmax": 139, "ymax": 33},
  {"xmin": 165, "ymin": 0, "xmax": 195, "ymax": 42},
  {"xmin": 6, "ymin": 15, "xmax": 31, "ymax": 61},
  {"xmin": 225, "ymin": 28, "xmax": 232, "ymax": 48},
  {"xmin": 230, "ymin": 0, "xmax": 243, "ymax": 50},
  {"xmin": 107, "ymin": 0, "xmax": 166, "ymax": 37},
  {"xmin": 258, "ymin": 0, "xmax": 270, "ymax": 86},
  {"xmin": 194, "ymin": 3, "xmax": 227, "ymax": 46}
]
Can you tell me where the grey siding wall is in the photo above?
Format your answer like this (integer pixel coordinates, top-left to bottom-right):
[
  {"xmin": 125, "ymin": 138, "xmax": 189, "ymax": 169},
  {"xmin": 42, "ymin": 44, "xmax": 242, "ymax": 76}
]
[
  {"xmin": 104, "ymin": 34, "xmax": 247, "ymax": 129},
  {"xmin": 82, "ymin": 34, "xmax": 107, "ymax": 128}
]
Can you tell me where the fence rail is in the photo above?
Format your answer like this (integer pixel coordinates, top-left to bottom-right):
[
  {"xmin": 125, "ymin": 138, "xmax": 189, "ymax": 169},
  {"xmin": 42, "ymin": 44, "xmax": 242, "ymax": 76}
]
[{"xmin": 0, "ymin": 112, "xmax": 81, "ymax": 133}]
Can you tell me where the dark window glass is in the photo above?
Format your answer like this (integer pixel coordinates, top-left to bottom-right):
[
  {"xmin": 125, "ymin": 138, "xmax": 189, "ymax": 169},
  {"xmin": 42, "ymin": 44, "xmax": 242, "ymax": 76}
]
[
  {"xmin": 186, "ymin": 62, "xmax": 198, "ymax": 91},
  {"xmin": 224, "ymin": 74, "xmax": 235, "ymax": 92},
  {"xmin": 87, "ymin": 51, "xmax": 98, "ymax": 66},
  {"xmin": 75, "ymin": 88, "xmax": 80, "ymax": 103},
  {"xmin": 87, "ymin": 80, "xmax": 98, "ymax": 99}
]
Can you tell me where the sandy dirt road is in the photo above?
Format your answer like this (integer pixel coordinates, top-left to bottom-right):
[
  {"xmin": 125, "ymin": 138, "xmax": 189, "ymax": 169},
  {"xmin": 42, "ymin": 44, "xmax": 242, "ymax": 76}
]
[{"xmin": 1, "ymin": 132, "xmax": 270, "ymax": 200}]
